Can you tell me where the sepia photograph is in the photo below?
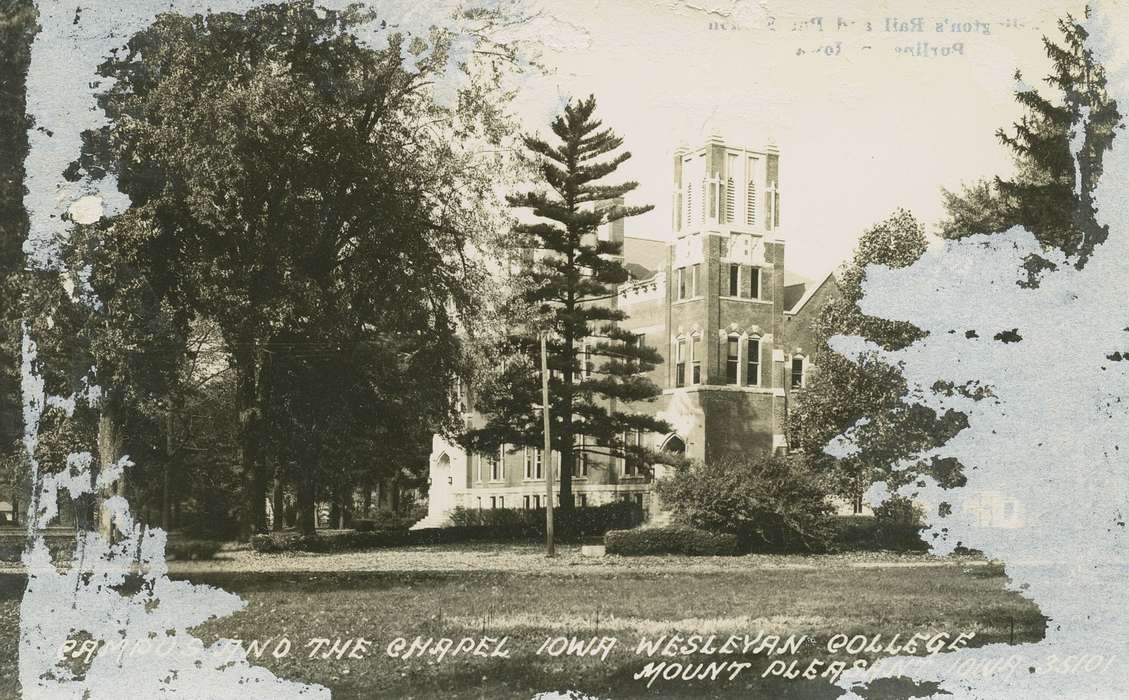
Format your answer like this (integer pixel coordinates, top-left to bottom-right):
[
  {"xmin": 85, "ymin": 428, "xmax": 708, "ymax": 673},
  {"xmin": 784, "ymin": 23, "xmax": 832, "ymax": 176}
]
[{"xmin": 1, "ymin": 0, "xmax": 1128, "ymax": 697}]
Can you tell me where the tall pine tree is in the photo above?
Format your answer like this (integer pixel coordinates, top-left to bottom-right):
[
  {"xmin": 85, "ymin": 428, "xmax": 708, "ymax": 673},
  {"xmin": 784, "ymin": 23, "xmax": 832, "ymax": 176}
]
[
  {"xmin": 940, "ymin": 8, "xmax": 1122, "ymax": 268},
  {"xmin": 465, "ymin": 95, "xmax": 670, "ymax": 518}
]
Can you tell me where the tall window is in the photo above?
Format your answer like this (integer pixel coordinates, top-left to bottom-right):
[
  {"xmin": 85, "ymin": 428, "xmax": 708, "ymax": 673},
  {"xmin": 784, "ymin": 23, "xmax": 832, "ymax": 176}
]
[
  {"xmin": 575, "ymin": 436, "xmax": 589, "ymax": 477},
  {"xmin": 726, "ymin": 336, "xmax": 740, "ymax": 384},
  {"xmin": 675, "ymin": 339, "xmax": 686, "ymax": 388},
  {"xmin": 622, "ymin": 430, "xmax": 642, "ymax": 476},
  {"xmin": 729, "ymin": 264, "xmax": 740, "ymax": 297},
  {"xmin": 746, "ymin": 157, "xmax": 757, "ymax": 226},
  {"xmin": 489, "ymin": 447, "xmax": 504, "ymax": 481},
  {"xmin": 475, "ymin": 455, "xmax": 483, "ymax": 482},
  {"xmin": 746, "ymin": 338, "xmax": 761, "ymax": 386},
  {"xmin": 691, "ymin": 263, "xmax": 700, "ymax": 297},
  {"xmin": 685, "ymin": 178, "xmax": 693, "ymax": 227},
  {"xmin": 626, "ymin": 332, "xmax": 645, "ymax": 373},
  {"xmin": 677, "ymin": 267, "xmax": 686, "ymax": 299},
  {"xmin": 791, "ymin": 356, "xmax": 805, "ymax": 389},
  {"xmin": 452, "ymin": 378, "xmax": 466, "ymax": 413},
  {"xmin": 523, "ymin": 495, "xmax": 531, "ymax": 510},
  {"xmin": 749, "ymin": 267, "xmax": 761, "ymax": 299},
  {"xmin": 725, "ymin": 153, "xmax": 737, "ymax": 223},
  {"xmin": 690, "ymin": 335, "xmax": 701, "ymax": 385},
  {"xmin": 524, "ymin": 447, "xmax": 543, "ymax": 479}
]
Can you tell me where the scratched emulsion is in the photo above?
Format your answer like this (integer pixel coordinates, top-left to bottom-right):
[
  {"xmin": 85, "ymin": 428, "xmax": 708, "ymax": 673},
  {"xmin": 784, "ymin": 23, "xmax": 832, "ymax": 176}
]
[
  {"xmin": 825, "ymin": 4, "xmax": 1129, "ymax": 698},
  {"xmin": 17, "ymin": 1, "xmax": 561, "ymax": 697}
]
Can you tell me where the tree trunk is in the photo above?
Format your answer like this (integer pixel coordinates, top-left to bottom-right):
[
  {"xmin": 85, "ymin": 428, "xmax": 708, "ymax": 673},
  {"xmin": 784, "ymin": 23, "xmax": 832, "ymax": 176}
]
[
  {"xmin": 390, "ymin": 476, "xmax": 400, "ymax": 513},
  {"xmin": 362, "ymin": 473, "xmax": 373, "ymax": 516},
  {"xmin": 272, "ymin": 474, "xmax": 285, "ymax": 531},
  {"xmin": 337, "ymin": 485, "xmax": 347, "ymax": 529},
  {"xmin": 234, "ymin": 345, "xmax": 267, "ymax": 538},
  {"xmin": 296, "ymin": 468, "xmax": 316, "ymax": 537},
  {"xmin": 96, "ymin": 408, "xmax": 125, "ymax": 541}
]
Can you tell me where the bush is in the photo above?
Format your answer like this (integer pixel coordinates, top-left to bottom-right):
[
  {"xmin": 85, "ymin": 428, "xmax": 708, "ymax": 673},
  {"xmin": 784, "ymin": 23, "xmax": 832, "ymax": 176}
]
[
  {"xmin": 872, "ymin": 496, "xmax": 928, "ymax": 551},
  {"xmin": 605, "ymin": 526, "xmax": 738, "ymax": 556},
  {"xmin": 353, "ymin": 508, "xmax": 421, "ymax": 532},
  {"xmin": 165, "ymin": 538, "xmax": 222, "ymax": 560},
  {"xmin": 248, "ymin": 502, "xmax": 646, "ymax": 553},
  {"xmin": 251, "ymin": 530, "xmax": 411, "ymax": 553},
  {"xmin": 656, "ymin": 454, "xmax": 835, "ymax": 552},
  {"xmin": 448, "ymin": 502, "xmax": 642, "ymax": 538},
  {"xmin": 827, "ymin": 512, "xmax": 929, "ymax": 553}
]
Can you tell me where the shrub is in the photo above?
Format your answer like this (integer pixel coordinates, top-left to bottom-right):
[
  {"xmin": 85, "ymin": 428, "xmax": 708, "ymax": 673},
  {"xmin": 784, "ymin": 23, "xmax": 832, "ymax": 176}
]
[
  {"xmin": 872, "ymin": 496, "xmax": 928, "ymax": 551},
  {"xmin": 605, "ymin": 526, "xmax": 738, "ymax": 556},
  {"xmin": 248, "ymin": 502, "xmax": 647, "ymax": 553},
  {"xmin": 165, "ymin": 539, "xmax": 222, "ymax": 560},
  {"xmin": 827, "ymin": 512, "xmax": 929, "ymax": 553},
  {"xmin": 251, "ymin": 530, "xmax": 410, "ymax": 553},
  {"xmin": 354, "ymin": 508, "xmax": 420, "ymax": 532},
  {"xmin": 656, "ymin": 454, "xmax": 835, "ymax": 552},
  {"xmin": 448, "ymin": 502, "xmax": 642, "ymax": 537}
]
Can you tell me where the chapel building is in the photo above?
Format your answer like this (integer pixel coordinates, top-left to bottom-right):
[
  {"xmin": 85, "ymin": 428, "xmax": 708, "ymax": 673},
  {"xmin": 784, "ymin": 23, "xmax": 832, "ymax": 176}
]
[{"xmin": 417, "ymin": 135, "xmax": 840, "ymax": 527}]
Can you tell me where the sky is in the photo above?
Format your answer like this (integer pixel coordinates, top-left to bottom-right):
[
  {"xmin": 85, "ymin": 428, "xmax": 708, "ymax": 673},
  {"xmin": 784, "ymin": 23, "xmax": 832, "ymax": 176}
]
[{"xmin": 511, "ymin": 0, "xmax": 1088, "ymax": 279}]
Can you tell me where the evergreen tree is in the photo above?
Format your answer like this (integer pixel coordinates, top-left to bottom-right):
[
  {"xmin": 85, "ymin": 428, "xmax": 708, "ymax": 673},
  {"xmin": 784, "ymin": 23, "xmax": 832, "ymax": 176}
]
[
  {"xmin": 788, "ymin": 210, "xmax": 967, "ymax": 502},
  {"xmin": 939, "ymin": 8, "xmax": 1122, "ymax": 268},
  {"xmin": 464, "ymin": 95, "xmax": 670, "ymax": 517}
]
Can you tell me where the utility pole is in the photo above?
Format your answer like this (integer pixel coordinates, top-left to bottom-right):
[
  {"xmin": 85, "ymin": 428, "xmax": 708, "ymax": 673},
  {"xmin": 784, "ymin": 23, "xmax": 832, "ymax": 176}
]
[{"xmin": 540, "ymin": 332, "xmax": 555, "ymax": 557}]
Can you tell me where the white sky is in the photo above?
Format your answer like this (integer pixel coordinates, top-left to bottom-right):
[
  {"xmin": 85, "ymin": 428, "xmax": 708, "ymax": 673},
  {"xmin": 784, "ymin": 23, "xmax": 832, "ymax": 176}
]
[{"xmin": 512, "ymin": 0, "xmax": 1088, "ymax": 279}]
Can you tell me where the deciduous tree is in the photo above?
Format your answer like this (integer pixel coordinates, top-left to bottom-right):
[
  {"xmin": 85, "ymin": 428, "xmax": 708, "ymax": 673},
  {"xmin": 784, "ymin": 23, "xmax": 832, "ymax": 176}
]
[{"xmin": 788, "ymin": 210, "xmax": 967, "ymax": 503}]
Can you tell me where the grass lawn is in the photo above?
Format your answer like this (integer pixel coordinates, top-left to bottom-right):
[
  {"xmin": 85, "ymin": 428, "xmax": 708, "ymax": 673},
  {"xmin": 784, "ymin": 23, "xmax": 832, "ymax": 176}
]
[{"xmin": 0, "ymin": 544, "xmax": 1046, "ymax": 699}]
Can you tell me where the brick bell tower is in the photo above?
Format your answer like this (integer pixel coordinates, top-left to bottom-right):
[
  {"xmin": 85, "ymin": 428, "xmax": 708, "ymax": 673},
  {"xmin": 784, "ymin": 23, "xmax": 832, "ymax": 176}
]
[{"xmin": 665, "ymin": 134, "xmax": 789, "ymax": 461}]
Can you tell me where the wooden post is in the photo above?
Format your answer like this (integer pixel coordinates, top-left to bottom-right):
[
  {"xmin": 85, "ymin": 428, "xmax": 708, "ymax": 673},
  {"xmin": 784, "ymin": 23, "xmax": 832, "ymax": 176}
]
[{"xmin": 541, "ymin": 332, "xmax": 554, "ymax": 557}]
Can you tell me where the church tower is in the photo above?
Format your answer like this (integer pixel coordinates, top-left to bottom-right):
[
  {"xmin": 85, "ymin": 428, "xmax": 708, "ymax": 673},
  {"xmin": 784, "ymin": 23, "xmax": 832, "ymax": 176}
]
[{"xmin": 665, "ymin": 135, "xmax": 790, "ymax": 459}]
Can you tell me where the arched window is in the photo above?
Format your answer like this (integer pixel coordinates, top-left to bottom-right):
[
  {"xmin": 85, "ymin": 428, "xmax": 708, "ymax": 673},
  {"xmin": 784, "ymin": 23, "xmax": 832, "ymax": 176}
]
[
  {"xmin": 746, "ymin": 337, "xmax": 761, "ymax": 387},
  {"xmin": 726, "ymin": 335, "xmax": 740, "ymax": 384}
]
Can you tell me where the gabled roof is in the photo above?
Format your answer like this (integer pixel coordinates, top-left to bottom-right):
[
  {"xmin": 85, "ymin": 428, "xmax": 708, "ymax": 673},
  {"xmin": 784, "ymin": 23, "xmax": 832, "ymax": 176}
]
[
  {"xmin": 784, "ymin": 271, "xmax": 837, "ymax": 315},
  {"xmin": 623, "ymin": 262, "xmax": 656, "ymax": 281},
  {"xmin": 623, "ymin": 236, "xmax": 667, "ymax": 275}
]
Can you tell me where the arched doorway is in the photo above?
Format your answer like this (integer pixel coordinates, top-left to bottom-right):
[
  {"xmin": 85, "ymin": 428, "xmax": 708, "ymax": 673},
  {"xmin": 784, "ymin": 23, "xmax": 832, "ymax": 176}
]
[
  {"xmin": 660, "ymin": 434, "xmax": 686, "ymax": 455},
  {"xmin": 432, "ymin": 453, "xmax": 452, "ymax": 514},
  {"xmin": 649, "ymin": 435, "xmax": 686, "ymax": 525}
]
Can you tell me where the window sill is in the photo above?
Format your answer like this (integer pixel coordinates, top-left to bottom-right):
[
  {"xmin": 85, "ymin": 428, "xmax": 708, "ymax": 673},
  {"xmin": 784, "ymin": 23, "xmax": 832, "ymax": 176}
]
[{"xmin": 719, "ymin": 296, "xmax": 771, "ymax": 304}]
